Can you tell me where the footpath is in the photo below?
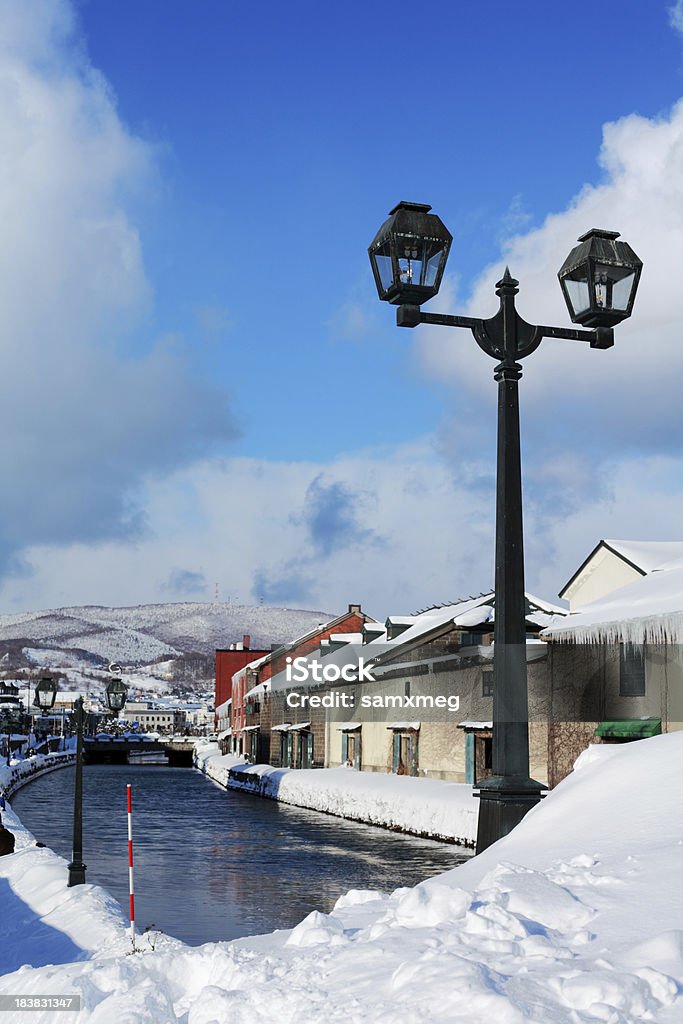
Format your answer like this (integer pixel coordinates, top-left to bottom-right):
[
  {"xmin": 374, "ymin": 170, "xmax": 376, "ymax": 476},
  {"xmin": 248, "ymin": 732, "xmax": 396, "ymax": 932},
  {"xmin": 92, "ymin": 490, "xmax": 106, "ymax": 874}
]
[{"xmin": 194, "ymin": 741, "xmax": 478, "ymax": 845}]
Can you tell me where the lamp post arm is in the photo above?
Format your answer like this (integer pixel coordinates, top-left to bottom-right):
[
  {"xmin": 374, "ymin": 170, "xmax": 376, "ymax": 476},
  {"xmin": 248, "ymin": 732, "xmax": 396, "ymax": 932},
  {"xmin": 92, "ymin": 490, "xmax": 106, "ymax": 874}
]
[
  {"xmin": 537, "ymin": 324, "xmax": 614, "ymax": 349},
  {"xmin": 397, "ymin": 307, "xmax": 614, "ymax": 352}
]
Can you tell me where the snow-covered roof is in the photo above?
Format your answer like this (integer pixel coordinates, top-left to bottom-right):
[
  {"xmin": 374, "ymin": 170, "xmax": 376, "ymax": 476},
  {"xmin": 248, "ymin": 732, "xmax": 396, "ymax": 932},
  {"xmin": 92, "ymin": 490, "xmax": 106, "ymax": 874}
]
[
  {"xmin": 458, "ymin": 720, "xmax": 493, "ymax": 730},
  {"xmin": 559, "ymin": 538, "xmax": 683, "ymax": 600},
  {"xmin": 336, "ymin": 722, "xmax": 362, "ymax": 731},
  {"xmin": 544, "ymin": 563, "xmax": 683, "ymax": 644},
  {"xmin": 231, "ymin": 653, "xmax": 271, "ymax": 684},
  {"xmin": 601, "ymin": 539, "xmax": 683, "ymax": 573},
  {"xmin": 215, "ymin": 698, "xmax": 231, "ymax": 717},
  {"xmin": 271, "ymin": 722, "xmax": 311, "ymax": 732},
  {"xmin": 244, "ymin": 681, "xmax": 270, "ymax": 700},
  {"xmin": 364, "ymin": 592, "xmax": 565, "ymax": 661},
  {"xmin": 386, "ymin": 722, "xmax": 420, "ymax": 730}
]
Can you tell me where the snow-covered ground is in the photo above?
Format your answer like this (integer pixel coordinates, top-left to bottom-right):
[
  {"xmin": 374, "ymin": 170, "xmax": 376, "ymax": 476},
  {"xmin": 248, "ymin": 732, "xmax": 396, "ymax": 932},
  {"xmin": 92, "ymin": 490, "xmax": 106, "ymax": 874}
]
[
  {"xmin": 2, "ymin": 733, "xmax": 683, "ymax": 1022},
  {"xmin": 195, "ymin": 742, "xmax": 478, "ymax": 844}
]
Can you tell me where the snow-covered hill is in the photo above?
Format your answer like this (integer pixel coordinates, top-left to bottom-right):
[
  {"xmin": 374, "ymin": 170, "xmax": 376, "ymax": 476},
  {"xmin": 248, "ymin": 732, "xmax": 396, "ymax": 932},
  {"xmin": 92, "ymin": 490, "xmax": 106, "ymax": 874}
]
[{"xmin": 0, "ymin": 602, "xmax": 333, "ymax": 677}]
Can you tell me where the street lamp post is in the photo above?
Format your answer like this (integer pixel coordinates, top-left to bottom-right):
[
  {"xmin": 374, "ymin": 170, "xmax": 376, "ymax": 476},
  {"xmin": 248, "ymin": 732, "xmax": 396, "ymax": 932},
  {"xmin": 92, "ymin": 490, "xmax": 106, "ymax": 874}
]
[
  {"xmin": 2, "ymin": 713, "xmax": 10, "ymax": 766},
  {"xmin": 68, "ymin": 678, "xmax": 128, "ymax": 887},
  {"xmin": 68, "ymin": 696, "xmax": 87, "ymax": 886},
  {"xmin": 369, "ymin": 204, "xmax": 642, "ymax": 853}
]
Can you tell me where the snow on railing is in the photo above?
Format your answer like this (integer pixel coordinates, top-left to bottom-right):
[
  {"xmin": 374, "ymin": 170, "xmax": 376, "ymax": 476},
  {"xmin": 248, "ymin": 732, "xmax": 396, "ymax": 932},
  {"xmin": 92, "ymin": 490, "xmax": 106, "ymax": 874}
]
[{"xmin": 0, "ymin": 751, "xmax": 76, "ymax": 801}]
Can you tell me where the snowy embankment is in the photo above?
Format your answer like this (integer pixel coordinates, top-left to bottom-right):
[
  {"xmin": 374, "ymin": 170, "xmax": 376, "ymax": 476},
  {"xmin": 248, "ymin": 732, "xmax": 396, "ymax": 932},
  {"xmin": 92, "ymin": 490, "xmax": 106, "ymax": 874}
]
[
  {"xmin": 3, "ymin": 734, "xmax": 683, "ymax": 1021},
  {"xmin": 194, "ymin": 742, "xmax": 478, "ymax": 845},
  {"xmin": 0, "ymin": 750, "xmax": 75, "ymax": 800},
  {"xmin": 0, "ymin": 753, "xmax": 150, "ymax": 976}
]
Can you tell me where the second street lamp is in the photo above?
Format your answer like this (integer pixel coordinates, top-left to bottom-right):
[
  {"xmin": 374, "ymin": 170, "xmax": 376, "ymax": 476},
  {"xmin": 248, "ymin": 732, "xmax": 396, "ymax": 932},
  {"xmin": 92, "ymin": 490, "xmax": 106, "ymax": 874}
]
[
  {"xmin": 68, "ymin": 677, "xmax": 129, "ymax": 887},
  {"xmin": 33, "ymin": 676, "xmax": 57, "ymax": 753},
  {"xmin": 68, "ymin": 696, "xmax": 88, "ymax": 886},
  {"xmin": 369, "ymin": 203, "xmax": 642, "ymax": 854},
  {"xmin": 105, "ymin": 679, "xmax": 127, "ymax": 717}
]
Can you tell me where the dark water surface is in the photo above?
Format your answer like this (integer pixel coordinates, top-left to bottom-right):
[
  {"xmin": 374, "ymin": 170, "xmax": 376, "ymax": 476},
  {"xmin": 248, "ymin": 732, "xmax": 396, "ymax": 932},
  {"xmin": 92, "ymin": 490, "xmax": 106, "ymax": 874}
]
[{"xmin": 12, "ymin": 764, "xmax": 470, "ymax": 944}]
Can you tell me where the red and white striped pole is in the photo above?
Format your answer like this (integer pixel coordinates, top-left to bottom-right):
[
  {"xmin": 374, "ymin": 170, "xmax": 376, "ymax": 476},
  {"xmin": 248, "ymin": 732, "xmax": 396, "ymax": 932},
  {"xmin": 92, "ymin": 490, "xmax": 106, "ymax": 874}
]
[{"xmin": 127, "ymin": 784, "xmax": 136, "ymax": 949}]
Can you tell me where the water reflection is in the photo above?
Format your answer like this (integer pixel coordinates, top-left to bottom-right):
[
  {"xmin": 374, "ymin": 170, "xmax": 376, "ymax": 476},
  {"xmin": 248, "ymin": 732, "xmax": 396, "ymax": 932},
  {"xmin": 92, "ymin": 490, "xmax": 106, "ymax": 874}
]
[{"xmin": 13, "ymin": 764, "xmax": 470, "ymax": 945}]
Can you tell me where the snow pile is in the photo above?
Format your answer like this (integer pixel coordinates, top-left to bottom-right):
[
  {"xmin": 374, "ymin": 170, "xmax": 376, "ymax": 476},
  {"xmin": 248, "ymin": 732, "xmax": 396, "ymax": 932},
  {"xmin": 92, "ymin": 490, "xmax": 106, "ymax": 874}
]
[
  {"xmin": 194, "ymin": 742, "xmax": 478, "ymax": 844},
  {"xmin": 3, "ymin": 733, "xmax": 683, "ymax": 1021}
]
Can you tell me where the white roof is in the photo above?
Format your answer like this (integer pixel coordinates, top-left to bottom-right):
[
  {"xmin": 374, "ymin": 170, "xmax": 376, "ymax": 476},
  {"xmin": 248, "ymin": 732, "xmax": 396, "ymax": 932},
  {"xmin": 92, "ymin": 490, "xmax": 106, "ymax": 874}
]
[
  {"xmin": 336, "ymin": 722, "xmax": 362, "ymax": 731},
  {"xmin": 244, "ymin": 681, "xmax": 270, "ymax": 700},
  {"xmin": 231, "ymin": 653, "xmax": 271, "ymax": 684},
  {"xmin": 602, "ymin": 539, "xmax": 683, "ymax": 573},
  {"xmin": 364, "ymin": 592, "xmax": 565, "ymax": 659},
  {"xmin": 386, "ymin": 722, "xmax": 420, "ymax": 730},
  {"xmin": 544, "ymin": 563, "xmax": 683, "ymax": 644},
  {"xmin": 458, "ymin": 720, "xmax": 493, "ymax": 730},
  {"xmin": 271, "ymin": 721, "xmax": 310, "ymax": 732}
]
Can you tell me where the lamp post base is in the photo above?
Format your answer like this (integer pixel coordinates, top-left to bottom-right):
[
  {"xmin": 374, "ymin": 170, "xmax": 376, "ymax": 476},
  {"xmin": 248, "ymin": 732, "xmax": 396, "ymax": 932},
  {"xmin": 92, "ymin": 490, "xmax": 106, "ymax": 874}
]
[
  {"xmin": 475, "ymin": 775, "xmax": 545, "ymax": 854},
  {"xmin": 67, "ymin": 860, "xmax": 87, "ymax": 886}
]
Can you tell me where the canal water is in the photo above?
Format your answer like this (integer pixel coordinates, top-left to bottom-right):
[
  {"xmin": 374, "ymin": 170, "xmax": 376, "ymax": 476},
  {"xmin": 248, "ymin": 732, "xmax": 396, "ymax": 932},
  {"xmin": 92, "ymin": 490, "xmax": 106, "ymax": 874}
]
[{"xmin": 12, "ymin": 764, "xmax": 471, "ymax": 945}]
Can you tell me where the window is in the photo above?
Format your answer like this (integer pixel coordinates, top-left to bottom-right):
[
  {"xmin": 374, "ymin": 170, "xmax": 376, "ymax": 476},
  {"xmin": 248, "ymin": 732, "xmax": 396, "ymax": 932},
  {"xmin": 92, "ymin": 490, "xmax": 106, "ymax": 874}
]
[
  {"xmin": 619, "ymin": 644, "xmax": 645, "ymax": 696},
  {"xmin": 391, "ymin": 731, "xmax": 418, "ymax": 776},
  {"xmin": 341, "ymin": 730, "xmax": 361, "ymax": 769},
  {"xmin": 460, "ymin": 632, "xmax": 486, "ymax": 647},
  {"xmin": 482, "ymin": 671, "xmax": 493, "ymax": 698}
]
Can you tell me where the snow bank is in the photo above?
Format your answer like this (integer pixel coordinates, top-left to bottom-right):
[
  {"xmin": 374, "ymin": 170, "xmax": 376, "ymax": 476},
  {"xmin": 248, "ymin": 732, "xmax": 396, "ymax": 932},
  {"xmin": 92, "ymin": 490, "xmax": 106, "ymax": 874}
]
[
  {"xmin": 0, "ymin": 751, "xmax": 76, "ymax": 800},
  {"xmin": 3, "ymin": 734, "xmax": 683, "ymax": 1021},
  {"xmin": 0, "ymin": 754, "xmax": 165, "ymax": 975},
  {"xmin": 194, "ymin": 742, "xmax": 478, "ymax": 844}
]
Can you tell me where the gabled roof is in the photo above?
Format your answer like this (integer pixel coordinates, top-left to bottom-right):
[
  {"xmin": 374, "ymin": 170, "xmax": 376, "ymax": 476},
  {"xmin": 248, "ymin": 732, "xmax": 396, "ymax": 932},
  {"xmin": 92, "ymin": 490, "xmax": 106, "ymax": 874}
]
[
  {"xmin": 544, "ymin": 563, "xmax": 683, "ymax": 645},
  {"xmin": 559, "ymin": 539, "xmax": 683, "ymax": 598},
  {"xmin": 231, "ymin": 607, "xmax": 375, "ymax": 684}
]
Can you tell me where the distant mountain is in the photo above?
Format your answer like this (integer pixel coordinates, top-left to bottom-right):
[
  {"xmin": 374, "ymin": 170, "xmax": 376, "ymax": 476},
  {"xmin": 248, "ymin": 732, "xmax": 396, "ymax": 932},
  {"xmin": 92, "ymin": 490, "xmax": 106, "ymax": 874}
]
[{"xmin": 0, "ymin": 602, "xmax": 334, "ymax": 682}]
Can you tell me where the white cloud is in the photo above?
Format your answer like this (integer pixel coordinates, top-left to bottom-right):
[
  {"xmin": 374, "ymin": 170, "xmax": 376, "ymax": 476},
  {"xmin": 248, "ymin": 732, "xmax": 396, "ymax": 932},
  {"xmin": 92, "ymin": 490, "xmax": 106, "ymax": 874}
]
[
  {"xmin": 2, "ymin": 1, "xmax": 683, "ymax": 620},
  {"xmin": 669, "ymin": 1, "xmax": 683, "ymax": 35},
  {"xmin": 0, "ymin": 0, "xmax": 238, "ymax": 573}
]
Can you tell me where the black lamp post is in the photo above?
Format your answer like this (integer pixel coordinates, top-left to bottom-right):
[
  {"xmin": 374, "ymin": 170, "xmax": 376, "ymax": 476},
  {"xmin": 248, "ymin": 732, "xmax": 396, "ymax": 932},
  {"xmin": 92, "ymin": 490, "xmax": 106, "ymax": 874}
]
[
  {"xmin": 68, "ymin": 677, "xmax": 129, "ymax": 887},
  {"xmin": 105, "ymin": 679, "xmax": 127, "ymax": 717},
  {"xmin": 1, "ymin": 711, "xmax": 11, "ymax": 766},
  {"xmin": 68, "ymin": 696, "xmax": 88, "ymax": 886},
  {"xmin": 369, "ymin": 203, "xmax": 642, "ymax": 853},
  {"xmin": 33, "ymin": 676, "xmax": 58, "ymax": 753},
  {"xmin": 34, "ymin": 676, "xmax": 58, "ymax": 715}
]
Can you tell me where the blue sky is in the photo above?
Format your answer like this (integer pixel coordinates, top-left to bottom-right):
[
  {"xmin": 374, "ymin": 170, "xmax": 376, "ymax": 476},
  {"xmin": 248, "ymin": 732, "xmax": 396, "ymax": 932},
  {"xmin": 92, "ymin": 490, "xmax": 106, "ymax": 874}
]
[
  {"xmin": 1, "ymin": 0, "xmax": 683, "ymax": 618},
  {"xmin": 74, "ymin": 0, "xmax": 683, "ymax": 459}
]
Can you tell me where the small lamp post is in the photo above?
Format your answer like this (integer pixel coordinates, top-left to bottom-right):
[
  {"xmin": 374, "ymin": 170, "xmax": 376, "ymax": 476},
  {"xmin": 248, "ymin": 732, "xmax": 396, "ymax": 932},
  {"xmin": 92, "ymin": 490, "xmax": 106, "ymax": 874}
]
[
  {"xmin": 68, "ymin": 677, "xmax": 129, "ymax": 887},
  {"xmin": 33, "ymin": 676, "xmax": 57, "ymax": 755},
  {"xmin": 68, "ymin": 696, "xmax": 88, "ymax": 886},
  {"xmin": 1, "ymin": 710, "xmax": 11, "ymax": 766},
  {"xmin": 105, "ymin": 679, "xmax": 127, "ymax": 718},
  {"xmin": 34, "ymin": 676, "xmax": 57, "ymax": 715},
  {"xmin": 369, "ymin": 203, "xmax": 642, "ymax": 853}
]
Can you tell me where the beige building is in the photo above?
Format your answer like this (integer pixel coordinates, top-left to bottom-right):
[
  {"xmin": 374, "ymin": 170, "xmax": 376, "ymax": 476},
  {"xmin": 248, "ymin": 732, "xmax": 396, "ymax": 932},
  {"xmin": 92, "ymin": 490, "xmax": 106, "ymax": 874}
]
[
  {"xmin": 542, "ymin": 539, "xmax": 683, "ymax": 783},
  {"xmin": 321, "ymin": 592, "xmax": 564, "ymax": 785}
]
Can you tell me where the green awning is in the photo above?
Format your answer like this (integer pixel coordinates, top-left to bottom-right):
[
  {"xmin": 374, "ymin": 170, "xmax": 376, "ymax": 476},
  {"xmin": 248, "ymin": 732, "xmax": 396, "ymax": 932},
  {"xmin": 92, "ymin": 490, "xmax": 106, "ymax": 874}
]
[{"xmin": 595, "ymin": 718, "xmax": 661, "ymax": 740}]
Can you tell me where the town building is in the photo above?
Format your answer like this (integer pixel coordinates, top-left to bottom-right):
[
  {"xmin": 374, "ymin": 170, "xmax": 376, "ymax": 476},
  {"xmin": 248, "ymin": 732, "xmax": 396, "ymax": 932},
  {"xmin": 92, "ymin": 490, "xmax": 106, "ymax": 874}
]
[
  {"xmin": 542, "ymin": 539, "xmax": 683, "ymax": 784},
  {"xmin": 215, "ymin": 634, "xmax": 270, "ymax": 732},
  {"xmin": 228, "ymin": 605, "xmax": 373, "ymax": 764}
]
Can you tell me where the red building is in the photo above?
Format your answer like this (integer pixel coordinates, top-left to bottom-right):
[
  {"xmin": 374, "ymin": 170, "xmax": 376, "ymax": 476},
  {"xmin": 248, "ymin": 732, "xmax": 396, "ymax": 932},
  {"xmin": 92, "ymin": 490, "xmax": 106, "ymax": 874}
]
[
  {"xmin": 215, "ymin": 634, "xmax": 270, "ymax": 723},
  {"xmin": 233, "ymin": 604, "xmax": 373, "ymax": 764}
]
